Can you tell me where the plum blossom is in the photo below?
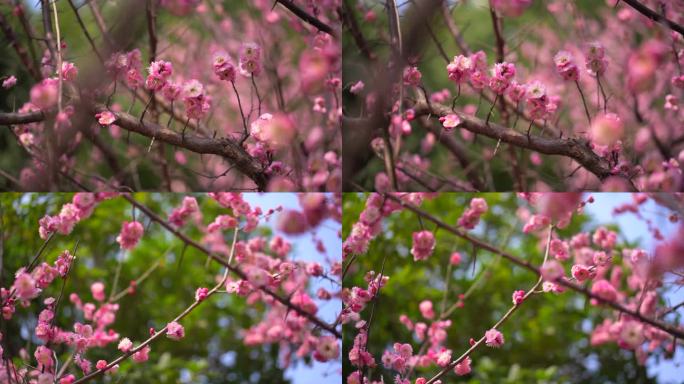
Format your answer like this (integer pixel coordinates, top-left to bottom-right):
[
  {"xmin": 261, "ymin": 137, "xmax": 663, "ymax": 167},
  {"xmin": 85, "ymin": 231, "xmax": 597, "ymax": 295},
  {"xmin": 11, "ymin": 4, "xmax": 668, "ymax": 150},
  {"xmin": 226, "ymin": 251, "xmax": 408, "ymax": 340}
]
[
  {"xmin": 411, "ymin": 230, "xmax": 436, "ymax": 261},
  {"xmin": 118, "ymin": 337, "xmax": 133, "ymax": 353},
  {"xmin": 512, "ymin": 290, "xmax": 525, "ymax": 305},
  {"xmin": 439, "ymin": 114, "xmax": 461, "ymax": 131},
  {"xmin": 454, "ymin": 356, "xmax": 472, "ymax": 375},
  {"xmin": 484, "ymin": 328, "xmax": 504, "ymax": 347},
  {"xmin": 166, "ymin": 321, "xmax": 185, "ymax": 340},
  {"xmin": 116, "ymin": 221, "xmax": 144, "ymax": 250},
  {"xmin": 2, "ymin": 75, "xmax": 17, "ymax": 89},
  {"xmin": 96, "ymin": 111, "xmax": 116, "ymax": 126}
]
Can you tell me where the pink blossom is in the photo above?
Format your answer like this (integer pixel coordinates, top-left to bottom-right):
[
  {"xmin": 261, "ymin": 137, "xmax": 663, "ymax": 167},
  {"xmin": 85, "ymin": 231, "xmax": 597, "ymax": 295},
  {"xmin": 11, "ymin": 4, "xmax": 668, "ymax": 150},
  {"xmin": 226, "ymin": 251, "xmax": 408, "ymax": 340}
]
[
  {"xmin": 591, "ymin": 113, "xmax": 623, "ymax": 147},
  {"xmin": 553, "ymin": 51, "xmax": 579, "ymax": 81},
  {"xmin": 166, "ymin": 321, "xmax": 185, "ymax": 340},
  {"xmin": 276, "ymin": 210, "xmax": 308, "ymax": 235},
  {"xmin": 436, "ymin": 349, "xmax": 452, "ymax": 367},
  {"xmin": 118, "ymin": 337, "xmax": 133, "ymax": 353},
  {"xmin": 484, "ymin": 328, "xmax": 504, "ymax": 347},
  {"xmin": 116, "ymin": 221, "xmax": 144, "ymax": 250},
  {"xmin": 550, "ymin": 239, "xmax": 570, "ymax": 261},
  {"xmin": 403, "ymin": 66, "xmax": 422, "ymax": 86},
  {"xmin": 96, "ymin": 360, "xmax": 107, "ymax": 370},
  {"xmin": 590, "ymin": 279, "xmax": 618, "ymax": 304},
  {"xmin": 419, "ymin": 300, "xmax": 434, "ymax": 320},
  {"xmin": 439, "ymin": 114, "xmax": 461, "ymax": 131},
  {"xmin": 238, "ymin": 43, "xmax": 262, "ymax": 77},
  {"xmin": 96, "ymin": 111, "xmax": 117, "ymax": 126},
  {"xmin": 213, "ymin": 51, "xmax": 237, "ymax": 82},
  {"xmin": 411, "ymin": 230, "xmax": 436, "ymax": 261},
  {"xmin": 585, "ymin": 42, "xmax": 608, "ymax": 76},
  {"xmin": 522, "ymin": 214, "xmax": 550, "ymax": 233},
  {"xmin": 2, "ymin": 75, "xmax": 17, "ymax": 89},
  {"xmin": 195, "ymin": 287, "xmax": 209, "ymax": 302},
  {"xmin": 349, "ymin": 81, "xmax": 365, "ymax": 94},
  {"xmin": 132, "ymin": 345, "xmax": 150, "ymax": 363},
  {"xmin": 571, "ymin": 264, "xmax": 592, "ymax": 282},
  {"xmin": 447, "ymin": 55, "xmax": 472, "ymax": 83},
  {"xmin": 313, "ymin": 336, "xmax": 340, "ymax": 362},
  {"xmin": 91, "ymin": 282, "xmax": 106, "ymax": 302},
  {"xmin": 59, "ymin": 375, "xmax": 76, "ymax": 384},
  {"xmin": 449, "ymin": 252, "xmax": 462, "ymax": 266},
  {"xmin": 512, "ymin": 290, "xmax": 525, "ymax": 305},
  {"xmin": 13, "ymin": 271, "xmax": 40, "ymax": 301},
  {"xmin": 30, "ymin": 78, "xmax": 59, "ymax": 109},
  {"xmin": 617, "ymin": 321, "xmax": 644, "ymax": 350},
  {"xmin": 34, "ymin": 345, "xmax": 53, "ymax": 368},
  {"xmin": 450, "ymin": 357, "xmax": 471, "ymax": 377},
  {"xmin": 61, "ymin": 62, "xmax": 78, "ymax": 81},
  {"xmin": 540, "ymin": 259, "xmax": 564, "ymax": 281}
]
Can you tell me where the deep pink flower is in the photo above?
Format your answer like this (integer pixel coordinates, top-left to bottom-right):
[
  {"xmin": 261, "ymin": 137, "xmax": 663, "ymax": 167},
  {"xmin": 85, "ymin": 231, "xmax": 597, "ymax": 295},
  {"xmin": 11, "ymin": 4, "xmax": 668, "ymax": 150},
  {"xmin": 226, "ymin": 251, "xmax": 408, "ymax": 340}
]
[
  {"xmin": 512, "ymin": 290, "xmax": 525, "ymax": 305},
  {"xmin": 571, "ymin": 264, "xmax": 592, "ymax": 282},
  {"xmin": 193, "ymin": 287, "xmax": 210, "ymax": 303},
  {"xmin": 96, "ymin": 360, "xmax": 107, "ymax": 370}
]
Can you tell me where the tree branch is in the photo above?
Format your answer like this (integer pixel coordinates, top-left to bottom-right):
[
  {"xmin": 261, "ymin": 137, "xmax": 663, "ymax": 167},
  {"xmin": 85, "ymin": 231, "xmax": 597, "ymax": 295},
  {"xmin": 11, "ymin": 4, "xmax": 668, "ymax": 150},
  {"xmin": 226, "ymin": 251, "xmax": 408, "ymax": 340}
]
[
  {"xmin": 410, "ymin": 98, "xmax": 636, "ymax": 189},
  {"xmin": 384, "ymin": 193, "xmax": 684, "ymax": 340},
  {"xmin": 122, "ymin": 194, "xmax": 341, "ymax": 338},
  {"xmin": 620, "ymin": 0, "xmax": 684, "ymax": 36},
  {"xmin": 275, "ymin": 0, "xmax": 337, "ymax": 37}
]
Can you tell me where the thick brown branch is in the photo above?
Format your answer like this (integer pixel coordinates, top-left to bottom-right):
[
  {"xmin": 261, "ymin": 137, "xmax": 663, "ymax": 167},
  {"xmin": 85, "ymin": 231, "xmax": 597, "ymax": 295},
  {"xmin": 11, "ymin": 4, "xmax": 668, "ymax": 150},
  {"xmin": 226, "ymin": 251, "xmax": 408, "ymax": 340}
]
[
  {"xmin": 411, "ymin": 99, "xmax": 635, "ymax": 188},
  {"xmin": 92, "ymin": 106, "xmax": 269, "ymax": 191},
  {"xmin": 0, "ymin": 110, "xmax": 46, "ymax": 125}
]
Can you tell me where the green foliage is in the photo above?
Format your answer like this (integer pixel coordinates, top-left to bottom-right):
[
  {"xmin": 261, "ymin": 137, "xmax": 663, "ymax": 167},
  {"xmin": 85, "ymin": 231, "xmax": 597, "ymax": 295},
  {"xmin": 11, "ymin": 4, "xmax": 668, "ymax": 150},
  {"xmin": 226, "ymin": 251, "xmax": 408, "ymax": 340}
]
[
  {"xmin": 0, "ymin": 193, "xmax": 291, "ymax": 383},
  {"xmin": 342, "ymin": 193, "xmax": 654, "ymax": 384}
]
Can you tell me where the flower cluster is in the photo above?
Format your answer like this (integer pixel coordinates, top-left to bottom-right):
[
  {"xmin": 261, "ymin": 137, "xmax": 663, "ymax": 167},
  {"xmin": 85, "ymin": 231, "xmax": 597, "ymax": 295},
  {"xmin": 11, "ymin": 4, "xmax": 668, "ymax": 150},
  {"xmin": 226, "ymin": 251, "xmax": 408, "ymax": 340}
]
[
  {"xmin": 457, "ymin": 197, "xmax": 488, "ymax": 230},
  {"xmin": 411, "ymin": 230, "xmax": 436, "ymax": 261},
  {"xmin": 116, "ymin": 221, "xmax": 144, "ymax": 250},
  {"xmin": 238, "ymin": 43, "xmax": 262, "ymax": 77}
]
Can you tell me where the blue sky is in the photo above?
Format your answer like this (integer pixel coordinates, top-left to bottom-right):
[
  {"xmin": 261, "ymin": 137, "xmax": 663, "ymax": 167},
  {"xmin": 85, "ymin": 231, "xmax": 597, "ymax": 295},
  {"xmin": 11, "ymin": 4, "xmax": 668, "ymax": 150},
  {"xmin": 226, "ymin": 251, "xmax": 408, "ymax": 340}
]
[
  {"xmin": 585, "ymin": 194, "xmax": 683, "ymax": 383},
  {"xmin": 243, "ymin": 194, "xmax": 341, "ymax": 384}
]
